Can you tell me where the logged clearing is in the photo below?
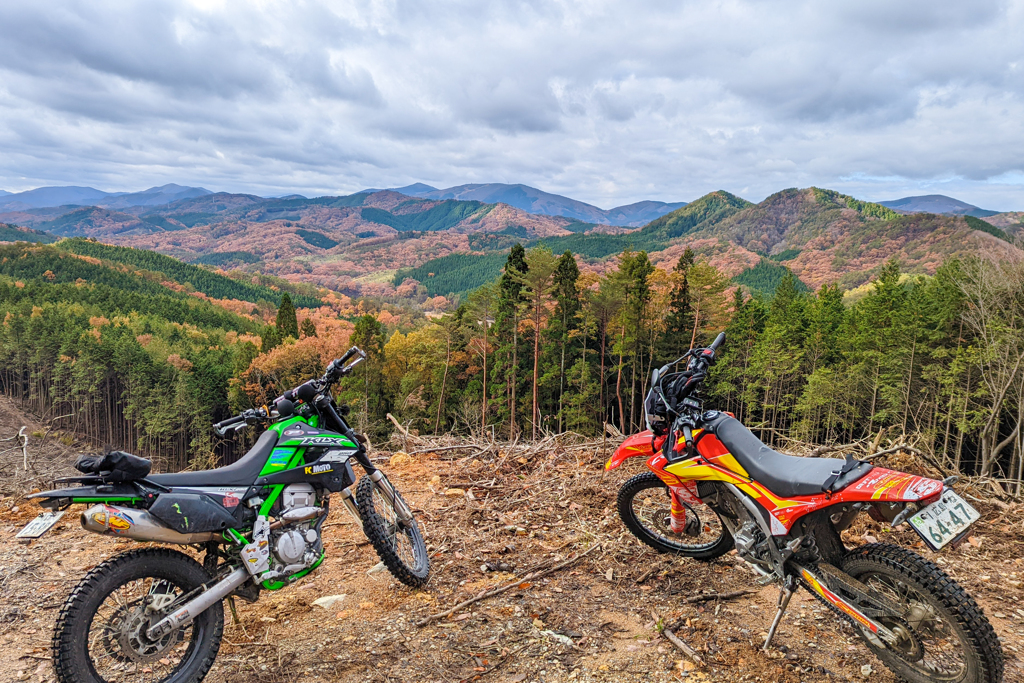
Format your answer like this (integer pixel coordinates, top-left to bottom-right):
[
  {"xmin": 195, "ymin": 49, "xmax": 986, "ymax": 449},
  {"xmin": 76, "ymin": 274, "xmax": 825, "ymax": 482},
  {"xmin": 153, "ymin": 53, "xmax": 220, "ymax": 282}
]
[{"xmin": 1, "ymin": 398, "xmax": 1023, "ymax": 683}]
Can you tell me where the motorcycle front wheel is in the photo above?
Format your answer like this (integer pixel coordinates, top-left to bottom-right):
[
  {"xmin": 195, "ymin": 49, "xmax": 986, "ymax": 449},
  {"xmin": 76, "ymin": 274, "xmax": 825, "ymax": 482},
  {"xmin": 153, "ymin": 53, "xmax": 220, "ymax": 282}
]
[
  {"xmin": 616, "ymin": 471, "xmax": 733, "ymax": 560},
  {"xmin": 356, "ymin": 474, "xmax": 430, "ymax": 587},
  {"xmin": 842, "ymin": 543, "xmax": 1003, "ymax": 683},
  {"xmin": 53, "ymin": 547, "xmax": 224, "ymax": 683}
]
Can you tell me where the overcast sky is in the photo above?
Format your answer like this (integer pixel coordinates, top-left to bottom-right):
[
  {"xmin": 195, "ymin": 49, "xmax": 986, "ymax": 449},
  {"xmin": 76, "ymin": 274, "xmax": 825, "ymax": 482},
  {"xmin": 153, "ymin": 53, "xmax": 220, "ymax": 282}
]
[{"xmin": 2, "ymin": 0, "xmax": 1023, "ymax": 210}]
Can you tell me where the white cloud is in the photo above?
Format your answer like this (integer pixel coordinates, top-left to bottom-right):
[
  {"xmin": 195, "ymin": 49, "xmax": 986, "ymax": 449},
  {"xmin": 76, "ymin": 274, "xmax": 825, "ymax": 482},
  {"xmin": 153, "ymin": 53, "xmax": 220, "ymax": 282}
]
[{"xmin": 0, "ymin": 0, "xmax": 1022, "ymax": 209}]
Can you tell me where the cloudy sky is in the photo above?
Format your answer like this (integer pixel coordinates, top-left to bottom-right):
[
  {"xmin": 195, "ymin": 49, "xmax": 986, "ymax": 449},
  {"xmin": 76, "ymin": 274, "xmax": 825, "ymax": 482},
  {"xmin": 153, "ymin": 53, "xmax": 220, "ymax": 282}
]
[{"xmin": 2, "ymin": 0, "xmax": 1024, "ymax": 209}]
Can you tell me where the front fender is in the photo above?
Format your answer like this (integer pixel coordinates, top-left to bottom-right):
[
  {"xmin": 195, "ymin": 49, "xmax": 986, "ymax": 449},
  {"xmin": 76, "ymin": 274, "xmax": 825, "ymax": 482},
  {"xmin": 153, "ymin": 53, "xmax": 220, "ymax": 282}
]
[{"xmin": 605, "ymin": 430, "xmax": 665, "ymax": 470}]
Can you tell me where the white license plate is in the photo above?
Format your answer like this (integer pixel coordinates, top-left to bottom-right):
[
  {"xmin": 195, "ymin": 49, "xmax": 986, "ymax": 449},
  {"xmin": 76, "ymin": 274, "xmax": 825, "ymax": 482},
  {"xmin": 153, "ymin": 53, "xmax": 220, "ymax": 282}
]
[
  {"xmin": 908, "ymin": 489, "xmax": 980, "ymax": 551},
  {"xmin": 16, "ymin": 511, "xmax": 66, "ymax": 540}
]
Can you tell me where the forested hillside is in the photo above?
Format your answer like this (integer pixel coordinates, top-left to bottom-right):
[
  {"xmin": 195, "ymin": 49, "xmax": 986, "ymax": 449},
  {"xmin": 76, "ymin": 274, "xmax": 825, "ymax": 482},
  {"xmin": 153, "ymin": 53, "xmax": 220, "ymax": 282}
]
[
  {"xmin": 0, "ymin": 240, "xmax": 349, "ymax": 470},
  {"xmin": 0, "ymin": 243, "xmax": 260, "ymax": 469},
  {"xmin": 354, "ymin": 244, "xmax": 1024, "ymax": 488},
  {"xmin": 0, "ymin": 223, "xmax": 56, "ymax": 244},
  {"xmin": 59, "ymin": 238, "xmax": 324, "ymax": 308},
  {"xmin": 395, "ymin": 187, "xmax": 1011, "ymax": 298},
  {"xmin": 1, "ymin": 184, "xmax": 1021, "ymax": 490}
]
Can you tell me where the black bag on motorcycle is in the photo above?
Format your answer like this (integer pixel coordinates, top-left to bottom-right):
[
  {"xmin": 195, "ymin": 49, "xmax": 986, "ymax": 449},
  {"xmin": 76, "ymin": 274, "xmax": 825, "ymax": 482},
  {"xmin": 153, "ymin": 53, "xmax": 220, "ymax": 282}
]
[{"xmin": 74, "ymin": 447, "xmax": 152, "ymax": 482}]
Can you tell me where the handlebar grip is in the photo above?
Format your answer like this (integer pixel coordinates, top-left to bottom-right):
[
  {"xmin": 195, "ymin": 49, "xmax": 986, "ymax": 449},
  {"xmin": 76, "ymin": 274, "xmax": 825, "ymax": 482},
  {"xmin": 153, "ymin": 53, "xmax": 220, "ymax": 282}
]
[
  {"xmin": 213, "ymin": 414, "xmax": 246, "ymax": 435},
  {"xmin": 214, "ymin": 415, "xmax": 245, "ymax": 430},
  {"xmin": 710, "ymin": 332, "xmax": 725, "ymax": 352},
  {"xmin": 337, "ymin": 346, "xmax": 360, "ymax": 366}
]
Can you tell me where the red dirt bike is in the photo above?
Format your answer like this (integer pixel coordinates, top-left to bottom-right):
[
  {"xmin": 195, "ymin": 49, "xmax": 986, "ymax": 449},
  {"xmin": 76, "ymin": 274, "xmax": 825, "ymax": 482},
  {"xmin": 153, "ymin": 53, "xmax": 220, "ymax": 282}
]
[{"xmin": 608, "ymin": 332, "xmax": 1003, "ymax": 683}]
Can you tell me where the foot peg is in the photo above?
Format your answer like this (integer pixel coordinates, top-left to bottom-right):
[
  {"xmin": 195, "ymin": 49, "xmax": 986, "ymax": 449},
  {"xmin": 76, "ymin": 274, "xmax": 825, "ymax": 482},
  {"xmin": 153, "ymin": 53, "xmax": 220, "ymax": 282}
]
[{"xmin": 763, "ymin": 575, "xmax": 796, "ymax": 651}]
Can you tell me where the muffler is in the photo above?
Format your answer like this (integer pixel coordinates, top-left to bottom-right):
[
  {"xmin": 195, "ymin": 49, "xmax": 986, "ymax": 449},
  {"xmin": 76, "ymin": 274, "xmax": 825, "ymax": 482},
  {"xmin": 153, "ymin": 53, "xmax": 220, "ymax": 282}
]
[{"xmin": 81, "ymin": 504, "xmax": 219, "ymax": 544}]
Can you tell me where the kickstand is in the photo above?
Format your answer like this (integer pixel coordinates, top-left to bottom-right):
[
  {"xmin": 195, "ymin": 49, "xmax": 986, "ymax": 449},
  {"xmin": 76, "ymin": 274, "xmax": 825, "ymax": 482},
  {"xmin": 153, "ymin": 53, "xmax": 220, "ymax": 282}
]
[
  {"xmin": 227, "ymin": 596, "xmax": 241, "ymax": 625},
  {"xmin": 763, "ymin": 575, "xmax": 796, "ymax": 652}
]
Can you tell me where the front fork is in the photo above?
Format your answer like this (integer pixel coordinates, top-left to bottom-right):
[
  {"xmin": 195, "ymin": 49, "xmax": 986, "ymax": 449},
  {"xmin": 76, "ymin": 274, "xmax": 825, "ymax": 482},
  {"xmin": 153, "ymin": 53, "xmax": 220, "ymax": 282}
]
[
  {"xmin": 338, "ymin": 470, "xmax": 413, "ymax": 527},
  {"xmin": 669, "ymin": 489, "xmax": 688, "ymax": 534}
]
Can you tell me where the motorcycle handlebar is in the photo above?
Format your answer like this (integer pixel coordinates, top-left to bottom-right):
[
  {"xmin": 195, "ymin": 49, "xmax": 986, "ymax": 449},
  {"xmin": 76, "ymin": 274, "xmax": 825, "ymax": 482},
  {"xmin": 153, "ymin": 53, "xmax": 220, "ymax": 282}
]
[
  {"xmin": 710, "ymin": 332, "xmax": 725, "ymax": 352},
  {"xmin": 213, "ymin": 414, "xmax": 246, "ymax": 433}
]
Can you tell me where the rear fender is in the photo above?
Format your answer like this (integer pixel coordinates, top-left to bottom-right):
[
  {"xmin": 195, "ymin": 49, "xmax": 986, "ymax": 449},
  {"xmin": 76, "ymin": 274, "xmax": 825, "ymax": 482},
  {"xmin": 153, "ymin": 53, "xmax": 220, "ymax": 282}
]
[
  {"xmin": 28, "ymin": 481, "xmax": 144, "ymax": 510},
  {"xmin": 605, "ymin": 430, "xmax": 665, "ymax": 471},
  {"xmin": 776, "ymin": 468, "xmax": 945, "ymax": 533},
  {"xmin": 834, "ymin": 468, "xmax": 944, "ymax": 504}
]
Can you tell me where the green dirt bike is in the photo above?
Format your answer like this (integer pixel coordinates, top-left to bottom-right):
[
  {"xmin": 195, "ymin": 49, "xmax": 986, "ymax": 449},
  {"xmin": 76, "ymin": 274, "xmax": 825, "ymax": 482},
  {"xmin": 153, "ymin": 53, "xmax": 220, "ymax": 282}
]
[{"xmin": 24, "ymin": 346, "xmax": 430, "ymax": 683}]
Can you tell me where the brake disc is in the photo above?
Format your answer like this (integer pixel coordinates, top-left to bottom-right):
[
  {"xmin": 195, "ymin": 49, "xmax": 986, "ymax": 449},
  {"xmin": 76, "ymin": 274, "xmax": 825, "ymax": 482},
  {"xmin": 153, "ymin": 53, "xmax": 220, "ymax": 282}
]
[{"xmin": 118, "ymin": 605, "xmax": 178, "ymax": 663}]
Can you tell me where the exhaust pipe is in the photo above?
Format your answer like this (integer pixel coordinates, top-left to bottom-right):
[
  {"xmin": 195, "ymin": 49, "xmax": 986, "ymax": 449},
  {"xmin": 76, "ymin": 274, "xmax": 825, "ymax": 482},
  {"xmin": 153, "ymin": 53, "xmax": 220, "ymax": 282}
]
[{"xmin": 81, "ymin": 504, "xmax": 219, "ymax": 545}]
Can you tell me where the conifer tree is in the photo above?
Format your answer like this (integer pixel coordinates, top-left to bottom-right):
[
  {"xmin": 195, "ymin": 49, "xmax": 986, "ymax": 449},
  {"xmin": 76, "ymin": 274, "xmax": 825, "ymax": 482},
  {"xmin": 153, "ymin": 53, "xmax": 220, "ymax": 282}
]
[
  {"xmin": 492, "ymin": 244, "xmax": 528, "ymax": 438},
  {"xmin": 261, "ymin": 324, "xmax": 281, "ymax": 353},
  {"xmin": 657, "ymin": 247, "xmax": 695, "ymax": 361},
  {"xmin": 514, "ymin": 247, "xmax": 558, "ymax": 440},
  {"xmin": 300, "ymin": 318, "xmax": 317, "ymax": 338},
  {"xmin": 276, "ymin": 293, "xmax": 299, "ymax": 340},
  {"xmin": 548, "ymin": 250, "xmax": 581, "ymax": 431}
]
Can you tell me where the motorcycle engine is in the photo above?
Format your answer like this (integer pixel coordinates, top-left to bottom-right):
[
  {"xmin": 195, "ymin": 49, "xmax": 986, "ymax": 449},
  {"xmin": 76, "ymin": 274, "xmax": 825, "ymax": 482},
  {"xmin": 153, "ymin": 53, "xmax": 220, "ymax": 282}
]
[
  {"xmin": 699, "ymin": 482, "xmax": 774, "ymax": 571},
  {"xmin": 270, "ymin": 484, "xmax": 323, "ymax": 570}
]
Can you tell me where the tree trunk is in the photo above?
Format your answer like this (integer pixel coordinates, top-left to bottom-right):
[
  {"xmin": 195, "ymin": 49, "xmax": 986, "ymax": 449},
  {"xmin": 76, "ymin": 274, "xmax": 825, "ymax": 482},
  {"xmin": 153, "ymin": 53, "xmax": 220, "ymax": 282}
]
[
  {"xmin": 482, "ymin": 328, "xmax": 488, "ymax": 432},
  {"xmin": 616, "ymin": 324, "xmax": 626, "ymax": 434},
  {"xmin": 532, "ymin": 299, "xmax": 541, "ymax": 441},
  {"xmin": 435, "ymin": 334, "xmax": 451, "ymax": 434}
]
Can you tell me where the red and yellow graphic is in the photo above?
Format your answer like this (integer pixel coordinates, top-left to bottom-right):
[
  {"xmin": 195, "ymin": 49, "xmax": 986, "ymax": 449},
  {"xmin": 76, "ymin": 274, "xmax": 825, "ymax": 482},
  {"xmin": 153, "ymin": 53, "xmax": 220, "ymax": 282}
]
[
  {"xmin": 800, "ymin": 568, "xmax": 878, "ymax": 633},
  {"xmin": 92, "ymin": 506, "xmax": 133, "ymax": 533},
  {"xmin": 609, "ymin": 426, "xmax": 945, "ymax": 536}
]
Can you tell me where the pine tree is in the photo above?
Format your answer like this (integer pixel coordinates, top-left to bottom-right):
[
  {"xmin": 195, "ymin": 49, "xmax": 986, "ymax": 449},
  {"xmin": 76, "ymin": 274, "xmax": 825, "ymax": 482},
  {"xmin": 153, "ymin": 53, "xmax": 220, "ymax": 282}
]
[
  {"xmin": 492, "ymin": 244, "xmax": 528, "ymax": 438},
  {"xmin": 657, "ymin": 248, "xmax": 695, "ymax": 361},
  {"xmin": 548, "ymin": 250, "xmax": 581, "ymax": 432},
  {"xmin": 611, "ymin": 249, "xmax": 656, "ymax": 432},
  {"xmin": 276, "ymin": 293, "xmax": 298, "ymax": 340},
  {"xmin": 261, "ymin": 324, "xmax": 281, "ymax": 353},
  {"xmin": 350, "ymin": 314, "xmax": 388, "ymax": 433},
  {"xmin": 300, "ymin": 318, "xmax": 317, "ymax": 338},
  {"xmin": 514, "ymin": 247, "xmax": 558, "ymax": 440}
]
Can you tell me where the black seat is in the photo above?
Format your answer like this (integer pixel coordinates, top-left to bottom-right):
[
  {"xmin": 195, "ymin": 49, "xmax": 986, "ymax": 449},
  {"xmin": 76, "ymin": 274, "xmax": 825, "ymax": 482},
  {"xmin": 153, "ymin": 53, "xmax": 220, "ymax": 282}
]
[
  {"xmin": 704, "ymin": 413, "xmax": 872, "ymax": 497},
  {"xmin": 148, "ymin": 429, "xmax": 278, "ymax": 488}
]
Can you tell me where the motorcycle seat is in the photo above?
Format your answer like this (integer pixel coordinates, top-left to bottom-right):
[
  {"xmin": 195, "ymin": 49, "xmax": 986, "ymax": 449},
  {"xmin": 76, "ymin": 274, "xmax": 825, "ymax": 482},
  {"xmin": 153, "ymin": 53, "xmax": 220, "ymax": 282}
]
[
  {"xmin": 148, "ymin": 429, "xmax": 279, "ymax": 488},
  {"xmin": 704, "ymin": 413, "xmax": 872, "ymax": 498}
]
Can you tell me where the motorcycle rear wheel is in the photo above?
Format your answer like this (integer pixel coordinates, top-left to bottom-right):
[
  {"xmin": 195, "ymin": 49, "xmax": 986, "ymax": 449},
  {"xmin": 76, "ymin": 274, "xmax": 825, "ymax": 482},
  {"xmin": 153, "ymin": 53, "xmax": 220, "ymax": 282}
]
[
  {"xmin": 842, "ymin": 543, "xmax": 1003, "ymax": 683},
  {"xmin": 617, "ymin": 471, "xmax": 732, "ymax": 560},
  {"xmin": 53, "ymin": 547, "xmax": 223, "ymax": 683}
]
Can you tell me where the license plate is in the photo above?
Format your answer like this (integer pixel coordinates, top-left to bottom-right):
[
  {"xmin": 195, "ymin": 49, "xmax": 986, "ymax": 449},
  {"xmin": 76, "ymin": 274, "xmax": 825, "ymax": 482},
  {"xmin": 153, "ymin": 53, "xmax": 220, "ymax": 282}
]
[
  {"xmin": 16, "ymin": 511, "xmax": 66, "ymax": 540},
  {"xmin": 908, "ymin": 490, "xmax": 980, "ymax": 551}
]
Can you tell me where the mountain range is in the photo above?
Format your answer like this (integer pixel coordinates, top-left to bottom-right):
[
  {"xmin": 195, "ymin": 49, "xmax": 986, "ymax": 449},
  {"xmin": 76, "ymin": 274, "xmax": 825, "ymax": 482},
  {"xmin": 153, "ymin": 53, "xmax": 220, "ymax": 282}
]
[
  {"xmin": 0, "ymin": 183, "xmax": 212, "ymax": 212},
  {"xmin": 369, "ymin": 183, "xmax": 688, "ymax": 226},
  {"xmin": 1, "ymin": 182, "xmax": 1019, "ymax": 301}
]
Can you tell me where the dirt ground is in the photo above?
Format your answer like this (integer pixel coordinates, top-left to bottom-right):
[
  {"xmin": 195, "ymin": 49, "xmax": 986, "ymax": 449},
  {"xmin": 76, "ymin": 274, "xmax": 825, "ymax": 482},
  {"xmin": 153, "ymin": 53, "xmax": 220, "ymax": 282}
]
[{"xmin": 1, "ymin": 397, "xmax": 1022, "ymax": 683}]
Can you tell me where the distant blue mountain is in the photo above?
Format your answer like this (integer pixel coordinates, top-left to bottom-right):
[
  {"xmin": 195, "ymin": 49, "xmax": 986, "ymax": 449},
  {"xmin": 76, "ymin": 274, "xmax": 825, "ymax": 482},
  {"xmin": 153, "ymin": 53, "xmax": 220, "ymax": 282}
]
[
  {"xmin": 878, "ymin": 194, "xmax": 998, "ymax": 218},
  {"xmin": 99, "ymin": 184, "xmax": 212, "ymax": 209},
  {"xmin": 379, "ymin": 182, "xmax": 686, "ymax": 226},
  {"xmin": 0, "ymin": 186, "xmax": 112, "ymax": 210},
  {"xmin": 0, "ymin": 190, "xmax": 10, "ymax": 196},
  {"xmin": 2, "ymin": 181, "xmax": 686, "ymax": 226},
  {"xmin": 391, "ymin": 183, "xmax": 438, "ymax": 196},
  {"xmin": 0, "ymin": 184, "xmax": 212, "ymax": 211}
]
